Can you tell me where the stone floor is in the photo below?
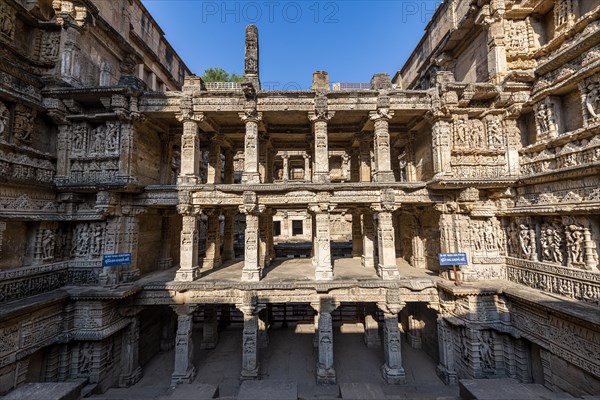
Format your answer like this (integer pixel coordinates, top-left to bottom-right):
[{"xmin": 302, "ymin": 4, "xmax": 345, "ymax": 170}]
[
  {"xmin": 91, "ymin": 322, "xmax": 459, "ymax": 400},
  {"xmin": 138, "ymin": 257, "xmax": 439, "ymax": 285}
]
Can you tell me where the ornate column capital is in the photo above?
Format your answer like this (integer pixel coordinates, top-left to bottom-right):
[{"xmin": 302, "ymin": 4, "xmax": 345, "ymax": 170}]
[
  {"xmin": 239, "ymin": 110, "xmax": 263, "ymax": 123},
  {"xmin": 171, "ymin": 304, "xmax": 198, "ymax": 316},
  {"xmin": 310, "ymin": 298, "xmax": 340, "ymax": 314},
  {"xmin": 369, "ymin": 109, "xmax": 394, "ymax": 121},
  {"xmin": 377, "ymin": 301, "xmax": 406, "ymax": 315},
  {"xmin": 176, "ymin": 111, "xmax": 205, "ymax": 123},
  {"xmin": 308, "ymin": 110, "xmax": 335, "ymax": 123}
]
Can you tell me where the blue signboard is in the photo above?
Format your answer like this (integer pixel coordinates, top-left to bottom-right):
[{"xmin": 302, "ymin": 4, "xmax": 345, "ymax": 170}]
[
  {"xmin": 439, "ymin": 253, "xmax": 468, "ymax": 266},
  {"xmin": 103, "ymin": 253, "xmax": 131, "ymax": 267}
]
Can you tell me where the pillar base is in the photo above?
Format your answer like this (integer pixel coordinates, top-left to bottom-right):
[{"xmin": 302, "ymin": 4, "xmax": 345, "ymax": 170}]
[
  {"xmin": 175, "ymin": 267, "xmax": 200, "ymax": 282},
  {"xmin": 408, "ymin": 333, "xmax": 422, "ymax": 349},
  {"xmin": 364, "ymin": 315, "xmax": 381, "ymax": 348},
  {"xmin": 202, "ymin": 257, "xmax": 222, "ymax": 271},
  {"xmin": 361, "ymin": 256, "xmax": 375, "ymax": 269},
  {"xmin": 436, "ymin": 364, "xmax": 457, "ymax": 385},
  {"xmin": 316, "ymin": 365, "xmax": 336, "ymax": 385},
  {"xmin": 171, "ymin": 366, "xmax": 196, "ymax": 387},
  {"xmin": 177, "ymin": 175, "xmax": 199, "ymax": 185},
  {"xmin": 315, "ymin": 267, "xmax": 333, "ymax": 281},
  {"xmin": 241, "ymin": 269, "xmax": 262, "ymax": 282},
  {"xmin": 242, "ymin": 172, "xmax": 261, "ymax": 184},
  {"xmin": 382, "ymin": 364, "xmax": 406, "ymax": 385},
  {"xmin": 377, "ymin": 264, "xmax": 400, "ymax": 280},
  {"xmin": 375, "ymin": 171, "xmax": 395, "ymax": 182},
  {"xmin": 313, "ymin": 173, "xmax": 330, "ymax": 184},
  {"xmin": 240, "ymin": 367, "xmax": 259, "ymax": 380},
  {"xmin": 119, "ymin": 366, "xmax": 142, "ymax": 388}
]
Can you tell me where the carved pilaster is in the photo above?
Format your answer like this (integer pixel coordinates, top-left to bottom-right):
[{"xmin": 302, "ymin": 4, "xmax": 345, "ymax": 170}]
[
  {"xmin": 201, "ymin": 305, "xmax": 219, "ymax": 350},
  {"xmin": 374, "ymin": 203, "xmax": 400, "ymax": 279},
  {"xmin": 203, "ymin": 209, "xmax": 222, "ymax": 271},
  {"xmin": 311, "ymin": 299, "xmax": 340, "ymax": 385},
  {"xmin": 370, "ymin": 109, "xmax": 395, "ymax": 182},
  {"xmin": 239, "ymin": 111, "xmax": 262, "ymax": 184},
  {"xmin": 431, "ymin": 119, "xmax": 452, "ymax": 177},
  {"xmin": 309, "ymin": 97, "xmax": 335, "ymax": 183},
  {"xmin": 177, "ymin": 102, "xmax": 205, "ymax": 184},
  {"xmin": 236, "ymin": 296, "xmax": 265, "ymax": 379},
  {"xmin": 119, "ymin": 307, "xmax": 142, "ymax": 387},
  {"xmin": 170, "ymin": 305, "xmax": 197, "ymax": 387},
  {"xmin": 377, "ymin": 302, "xmax": 406, "ymax": 384},
  {"xmin": 361, "ymin": 209, "xmax": 376, "ymax": 270},
  {"xmin": 309, "ymin": 202, "xmax": 334, "ymax": 280},
  {"xmin": 176, "ymin": 208, "xmax": 201, "ymax": 282},
  {"xmin": 222, "ymin": 210, "xmax": 236, "ymax": 261},
  {"xmin": 206, "ymin": 136, "xmax": 222, "ymax": 184},
  {"xmin": 351, "ymin": 209, "xmax": 363, "ymax": 258}
]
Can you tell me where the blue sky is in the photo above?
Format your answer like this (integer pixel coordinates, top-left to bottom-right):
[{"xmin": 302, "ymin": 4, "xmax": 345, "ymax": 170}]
[{"xmin": 142, "ymin": 1, "xmax": 443, "ymax": 89}]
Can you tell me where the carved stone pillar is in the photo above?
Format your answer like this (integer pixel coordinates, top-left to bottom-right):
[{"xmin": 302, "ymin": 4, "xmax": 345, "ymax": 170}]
[
  {"xmin": 158, "ymin": 211, "xmax": 173, "ymax": 270},
  {"xmin": 119, "ymin": 307, "xmax": 142, "ymax": 387},
  {"xmin": 378, "ymin": 302, "xmax": 406, "ymax": 384},
  {"xmin": 375, "ymin": 204, "xmax": 399, "ymax": 279},
  {"xmin": 309, "ymin": 110, "xmax": 334, "ymax": 184},
  {"xmin": 309, "ymin": 203, "xmax": 333, "ymax": 280},
  {"xmin": 206, "ymin": 137, "xmax": 222, "ymax": 184},
  {"xmin": 122, "ymin": 209, "xmax": 142, "ymax": 281},
  {"xmin": 203, "ymin": 210, "xmax": 221, "ymax": 271},
  {"xmin": 362, "ymin": 210, "xmax": 375, "ymax": 270},
  {"xmin": 434, "ymin": 308, "xmax": 457, "ymax": 385},
  {"xmin": 56, "ymin": 123, "xmax": 71, "ymax": 180},
  {"xmin": 282, "ymin": 153, "xmax": 289, "ymax": 181},
  {"xmin": 363, "ymin": 305, "xmax": 381, "ymax": 348},
  {"xmin": 311, "ymin": 300, "xmax": 340, "ymax": 385},
  {"xmin": 177, "ymin": 106, "xmax": 204, "ymax": 184},
  {"xmin": 359, "ymin": 133, "xmax": 372, "ymax": 182},
  {"xmin": 201, "ymin": 305, "xmax": 219, "ymax": 349},
  {"xmin": 224, "ymin": 150, "xmax": 234, "ymax": 184},
  {"xmin": 370, "ymin": 110, "xmax": 395, "ymax": 182},
  {"xmin": 170, "ymin": 305, "xmax": 197, "ymax": 387},
  {"xmin": 407, "ymin": 315, "xmax": 422, "ymax": 349},
  {"xmin": 222, "ymin": 210, "xmax": 236, "ymax": 261},
  {"xmin": 303, "ymin": 153, "xmax": 311, "ymax": 182},
  {"xmin": 350, "ymin": 148, "xmax": 359, "ymax": 182},
  {"xmin": 241, "ymin": 204, "xmax": 262, "ymax": 282},
  {"xmin": 236, "ymin": 299, "xmax": 265, "ymax": 379},
  {"xmin": 478, "ymin": 6, "xmax": 507, "ymax": 84},
  {"xmin": 583, "ymin": 228, "xmax": 597, "ymax": 270},
  {"xmin": 431, "ymin": 119, "xmax": 452, "ymax": 177},
  {"xmin": 351, "ymin": 209, "xmax": 363, "ymax": 258},
  {"xmin": 259, "ymin": 212, "xmax": 269, "ymax": 270},
  {"xmin": 239, "ymin": 111, "xmax": 262, "ymax": 184},
  {"xmin": 176, "ymin": 209, "xmax": 200, "ymax": 282}
]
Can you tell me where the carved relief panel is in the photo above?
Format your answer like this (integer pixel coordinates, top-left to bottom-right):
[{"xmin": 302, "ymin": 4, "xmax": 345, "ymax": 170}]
[{"xmin": 534, "ymin": 97, "xmax": 563, "ymax": 141}]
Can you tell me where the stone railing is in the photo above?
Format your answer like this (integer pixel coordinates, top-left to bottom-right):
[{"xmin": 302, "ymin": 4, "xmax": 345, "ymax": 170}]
[
  {"xmin": 331, "ymin": 82, "xmax": 371, "ymax": 91},
  {"xmin": 0, "ymin": 260, "xmax": 103, "ymax": 304},
  {"xmin": 506, "ymin": 257, "xmax": 600, "ymax": 303},
  {"xmin": 205, "ymin": 81, "xmax": 242, "ymax": 91}
]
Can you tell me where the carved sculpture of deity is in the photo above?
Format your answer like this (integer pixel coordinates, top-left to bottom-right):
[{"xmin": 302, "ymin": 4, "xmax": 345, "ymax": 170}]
[
  {"xmin": 0, "ymin": 102, "xmax": 8, "ymax": 139},
  {"xmin": 540, "ymin": 224, "xmax": 563, "ymax": 264},
  {"xmin": 566, "ymin": 225, "xmax": 585, "ymax": 266},
  {"xmin": 479, "ymin": 330, "xmax": 495, "ymax": 370},
  {"xmin": 585, "ymin": 82, "xmax": 600, "ymax": 120},
  {"xmin": 518, "ymin": 224, "xmax": 533, "ymax": 258},
  {"xmin": 41, "ymin": 229, "xmax": 55, "ymax": 260}
]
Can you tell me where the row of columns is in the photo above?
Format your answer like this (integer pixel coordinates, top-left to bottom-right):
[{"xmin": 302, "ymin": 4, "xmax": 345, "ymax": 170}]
[
  {"xmin": 178, "ymin": 109, "xmax": 400, "ymax": 186},
  {"xmin": 169, "ymin": 300, "xmax": 406, "ymax": 386}
]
